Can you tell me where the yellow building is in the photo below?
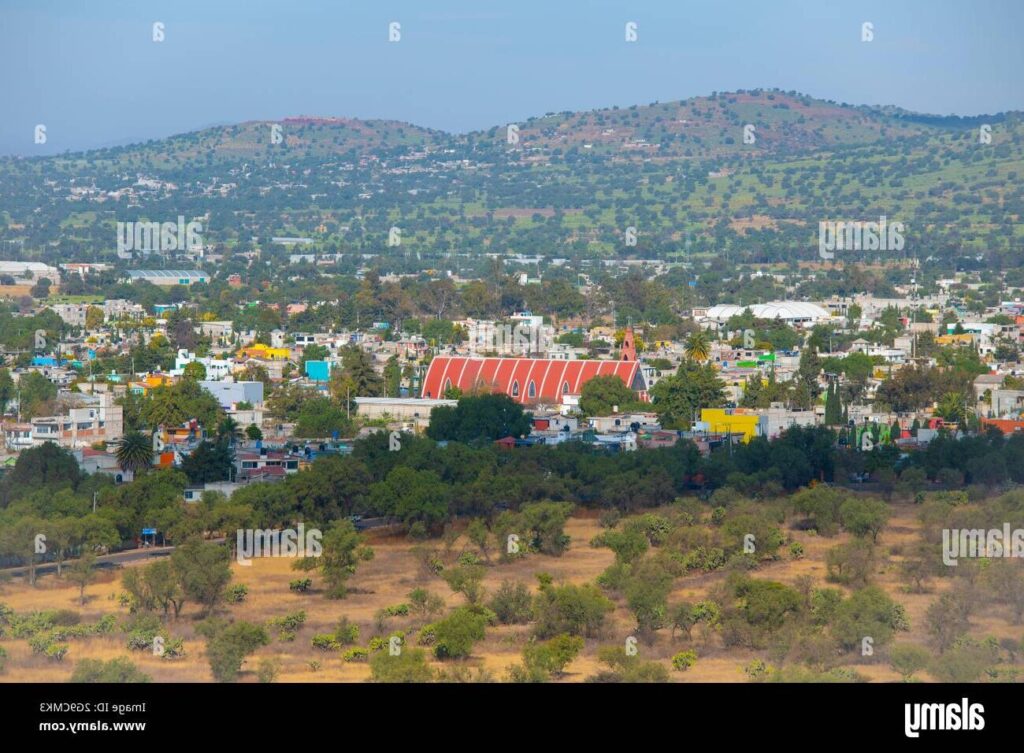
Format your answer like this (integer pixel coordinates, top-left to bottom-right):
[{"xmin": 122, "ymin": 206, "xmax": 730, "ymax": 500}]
[
  {"xmin": 935, "ymin": 334, "xmax": 975, "ymax": 347},
  {"xmin": 238, "ymin": 344, "xmax": 291, "ymax": 361},
  {"xmin": 700, "ymin": 409, "xmax": 759, "ymax": 443}
]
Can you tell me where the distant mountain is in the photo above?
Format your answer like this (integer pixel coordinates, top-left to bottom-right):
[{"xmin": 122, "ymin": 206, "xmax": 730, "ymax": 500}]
[{"xmin": 1, "ymin": 89, "xmax": 1021, "ymax": 269}]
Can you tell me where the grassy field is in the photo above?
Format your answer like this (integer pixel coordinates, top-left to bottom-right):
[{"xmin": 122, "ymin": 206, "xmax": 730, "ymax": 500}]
[{"xmin": 0, "ymin": 501, "xmax": 1019, "ymax": 683}]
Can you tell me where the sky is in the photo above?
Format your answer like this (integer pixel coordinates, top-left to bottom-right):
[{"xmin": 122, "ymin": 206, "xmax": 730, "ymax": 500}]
[{"xmin": 2, "ymin": 0, "xmax": 1022, "ymax": 155}]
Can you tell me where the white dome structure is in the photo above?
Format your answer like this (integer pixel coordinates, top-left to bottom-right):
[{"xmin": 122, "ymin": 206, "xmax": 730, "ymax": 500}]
[{"xmin": 703, "ymin": 301, "xmax": 831, "ymax": 326}]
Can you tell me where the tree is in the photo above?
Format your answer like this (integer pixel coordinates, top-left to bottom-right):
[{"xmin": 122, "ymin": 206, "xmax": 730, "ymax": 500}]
[
  {"xmin": 579, "ymin": 374, "xmax": 638, "ymax": 416},
  {"xmin": 928, "ymin": 639, "xmax": 998, "ymax": 682},
  {"xmin": 408, "ymin": 588, "xmax": 446, "ymax": 620},
  {"xmin": 889, "ymin": 643, "xmax": 931, "ymax": 681},
  {"xmin": 684, "ymin": 331, "xmax": 711, "ymax": 362},
  {"xmin": 299, "ymin": 343, "xmax": 329, "ymax": 371},
  {"xmin": 839, "ymin": 498, "xmax": 890, "ymax": 542},
  {"xmin": 67, "ymin": 552, "xmax": 97, "ymax": 605},
  {"xmin": 0, "ymin": 368, "xmax": 14, "ymax": 413},
  {"xmin": 937, "ymin": 391, "xmax": 969, "ymax": 424},
  {"xmin": 466, "ymin": 518, "xmax": 492, "ymax": 563},
  {"xmin": 292, "ymin": 519, "xmax": 373, "ymax": 599},
  {"xmin": 983, "ymin": 559, "xmax": 1024, "ymax": 624},
  {"xmin": 182, "ymin": 440, "xmax": 235, "ymax": 484},
  {"xmin": 513, "ymin": 634, "xmax": 584, "ymax": 681},
  {"xmin": 488, "ymin": 581, "xmax": 533, "ymax": 624},
  {"xmin": 824, "ymin": 381, "xmax": 843, "ymax": 425},
  {"xmin": 216, "ymin": 417, "xmax": 242, "ymax": 444},
  {"xmin": 5, "ymin": 442, "xmax": 81, "ymax": 494},
  {"xmin": 670, "ymin": 602, "xmax": 697, "ymax": 640},
  {"xmin": 625, "ymin": 559, "xmax": 675, "ymax": 639},
  {"xmin": 791, "ymin": 485, "xmax": 848, "ymax": 536},
  {"xmin": 519, "ymin": 501, "xmax": 574, "ymax": 556},
  {"xmin": 146, "ymin": 558, "xmax": 187, "ymax": 618},
  {"xmin": 17, "ymin": 371, "xmax": 58, "ymax": 419},
  {"xmin": 245, "ymin": 424, "xmax": 263, "ymax": 441},
  {"xmin": 533, "ymin": 578, "xmax": 614, "ymax": 639},
  {"xmin": 796, "ymin": 346, "xmax": 823, "ymax": 404},
  {"xmin": 115, "ymin": 431, "xmax": 154, "ymax": 474},
  {"xmin": 0, "ymin": 516, "xmax": 47, "ymax": 586},
  {"xmin": 199, "ymin": 619, "xmax": 269, "ymax": 682},
  {"xmin": 442, "ymin": 562, "xmax": 487, "ymax": 605},
  {"xmin": 431, "ymin": 606, "xmax": 488, "ymax": 659},
  {"xmin": 84, "ymin": 306, "xmax": 105, "ymax": 330},
  {"xmin": 171, "ymin": 538, "xmax": 232, "ymax": 615},
  {"xmin": 825, "ymin": 540, "xmax": 876, "ymax": 587},
  {"xmin": 832, "ymin": 586, "xmax": 908, "ymax": 651},
  {"xmin": 925, "ymin": 593, "xmax": 970, "ymax": 652},
  {"xmin": 30, "ymin": 278, "xmax": 52, "ymax": 299},
  {"xmin": 182, "ymin": 361, "xmax": 207, "ymax": 381},
  {"xmin": 367, "ymin": 467, "xmax": 449, "ymax": 529},
  {"xmin": 426, "ymin": 394, "xmax": 532, "ymax": 443},
  {"xmin": 333, "ymin": 345, "xmax": 384, "ymax": 397},
  {"xmin": 650, "ymin": 359, "xmax": 726, "ymax": 429},
  {"xmin": 294, "ymin": 397, "xmax": 351, "ymax": 438}
]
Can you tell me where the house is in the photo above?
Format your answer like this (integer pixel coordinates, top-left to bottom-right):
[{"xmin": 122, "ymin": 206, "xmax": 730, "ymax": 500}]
[{"xmin": 235, "ymin": 449, "xmax": 300, "ymax": 481}]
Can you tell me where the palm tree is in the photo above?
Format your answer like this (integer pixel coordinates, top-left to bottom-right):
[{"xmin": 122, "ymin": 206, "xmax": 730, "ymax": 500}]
[
  {"xmin": 937, "ymin": 392, "xmax": 968, "ymax": 425},
  {"xmin": 115, "ymin": 431, "xmax": 154, "ymax": 474},
  {"xmin": 684, "ymin": 331, "xmax": 711, "ymax": 362},
  {"xmin": 216, "ymin": 417, "xmax": 242, "ymax": 445}
]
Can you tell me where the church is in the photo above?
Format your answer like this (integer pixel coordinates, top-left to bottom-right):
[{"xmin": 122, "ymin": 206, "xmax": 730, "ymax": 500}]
[{"xmin": 420, "ymin": 327, "xmax": 649, "ymax": 406}]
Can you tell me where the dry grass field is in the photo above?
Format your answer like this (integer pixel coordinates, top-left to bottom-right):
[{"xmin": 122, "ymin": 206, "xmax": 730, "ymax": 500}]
[{"xmin": 1, "ymin": 501, "xmax": 1020, "ymax": 683}]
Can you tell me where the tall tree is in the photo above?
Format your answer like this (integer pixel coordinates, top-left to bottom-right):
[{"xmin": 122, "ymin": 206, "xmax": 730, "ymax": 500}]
[{"xmin": 115, "ymin": 431, "xmax": 155, "ymax": 474}]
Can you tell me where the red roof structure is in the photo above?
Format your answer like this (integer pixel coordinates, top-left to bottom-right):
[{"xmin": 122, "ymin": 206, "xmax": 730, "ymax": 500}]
[{"xmin": 421, "ymin": 356, "xmax": 648, "ymax": 405}]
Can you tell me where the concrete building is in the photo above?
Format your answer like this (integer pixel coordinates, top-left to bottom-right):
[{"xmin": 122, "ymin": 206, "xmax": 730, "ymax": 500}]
[
  {"xmin": 126, "ymin": 269, "xmax": 208, "ymax": 287},
  {"xmin": 200, "ymin": 380, "xmax": 264, "ymax": 410}
]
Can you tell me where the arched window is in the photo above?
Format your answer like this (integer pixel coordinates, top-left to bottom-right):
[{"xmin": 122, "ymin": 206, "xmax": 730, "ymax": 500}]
[
  {"xmin": 562, "ymin": 381, "xmax": 570, "ymax": 394},
  {"xmin": 444, "ymin": 378, "xmax": 452, "ymax": 393},
  {"xmin": 528, "ymin": 380, "xmax": 536, "ymax": 398},
  {"xmin": 511, "ymin": 380, "xmax": 520, "ymax": 397}
]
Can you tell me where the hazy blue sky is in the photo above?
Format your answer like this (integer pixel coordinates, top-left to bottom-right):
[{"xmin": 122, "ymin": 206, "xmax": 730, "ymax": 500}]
[{"xmin": 2, "ymin": 0, "xmax": 1022, "ymax": 155}]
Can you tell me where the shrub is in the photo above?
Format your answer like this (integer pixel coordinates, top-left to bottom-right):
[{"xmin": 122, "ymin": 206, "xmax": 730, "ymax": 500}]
[
  {"xmin": 744, "ymin": 658, "xmax": 773, "ymax": 681},
  {"xmin": 335, "ymin": 617, "xmax": 360, "ymax": 646},
  {"xmin": 408, "ymin": 588, "xmax": 445, "ymax": 620},
  {"xmin": 226, "ymin": 584, "xmax": 249, "ymax": 604},
  {"xmin": 488, "ymin": 581, "xmax": 533, "ymax": 625},
  {"xmin": 50, "ymin": 610, "xmax": 81, "ymax": 627},
  {"xmin": 70, "ymin": 657, "xmax": 150, "ymax": 683},
  {"xmin": 889, "ymin": 643, "xmax": 931, "ymax": 681},
  {"xmin": 432, "ymin": 608, "xmax": 488, "ymax": 659},
  {"xmin": 370, "ymin": 647, "xmax": 434, "ymax": 683},
  {"xmin": 672, "ymin": 650, "xmax": 698, "ymax": 671},
  {"xmin": 312, "ymin": 634, "xmax": 341, "ymax": 652},
  {"xmin": 268, "ymin": 611, "xmax": 306, "ymax": 641},
  {"xmin": 342, "ymin": 647, "xmax": 369, "ymax": 663},
  {"xmin": 257, "ymin": 658, "xmax": 279, "ymax": 683},
  {"xmin": 532, "ymin": 581, "xmax": 614, "ymax": 639},
  {"xmin": 289, "ymin": 578, "xmax": 312, "ymax": 593}
]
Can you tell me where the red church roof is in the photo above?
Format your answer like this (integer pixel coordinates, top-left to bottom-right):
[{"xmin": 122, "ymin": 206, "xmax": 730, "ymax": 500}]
[{"xmin": 421, "ymin": 357, "xmax": 647, "ymax": 405}]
